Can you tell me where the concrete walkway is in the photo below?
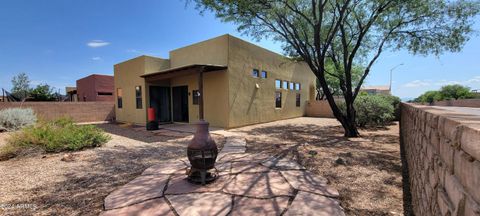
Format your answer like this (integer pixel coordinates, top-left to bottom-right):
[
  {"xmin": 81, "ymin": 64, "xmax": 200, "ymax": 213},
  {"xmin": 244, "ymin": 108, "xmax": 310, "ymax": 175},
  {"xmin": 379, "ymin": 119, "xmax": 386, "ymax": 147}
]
[
  {"xmin": 101, "ymin": 135, "xmax": 345, "ymax": 216},
  {"xmin": 434, "ymin": 106, "xmax": 480, "ymax": 116}
]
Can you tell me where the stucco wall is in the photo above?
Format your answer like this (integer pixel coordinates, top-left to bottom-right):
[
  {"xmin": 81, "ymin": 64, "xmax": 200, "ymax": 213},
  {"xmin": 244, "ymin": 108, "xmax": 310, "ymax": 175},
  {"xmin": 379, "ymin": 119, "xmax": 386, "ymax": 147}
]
[
  {"xmin": 226, "ymin": 36, "xmax": 316, "ymax": 128},
  {"xmin": 400, "ymin": 103, "xmax": 480, "ymax": 215},
  {"xmin": 0, "ymin": 102, "xmax": 114, "ymax": 123},
  {"xmin": 169, "ymin": 35, "xmax": 229, "ymax": 68},
  {"xmin": 114, "ymin": 56, "xmax": 169, "ymax": 124},
  {"xmin": 76, "ymin": 75, "xmax": 114, "ymax": 102}
]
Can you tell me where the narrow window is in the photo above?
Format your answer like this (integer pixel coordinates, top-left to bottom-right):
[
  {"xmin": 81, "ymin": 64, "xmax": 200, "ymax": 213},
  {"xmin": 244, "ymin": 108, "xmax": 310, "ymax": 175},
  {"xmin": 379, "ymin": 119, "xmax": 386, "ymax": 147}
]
[
  {"xmin": 283, "ymin": 81, "xmax": 289, "ymax": 89},
  {"xmin": 289, "ymin": 82, "xmax": 294, "ymax": 90},
  {"xmin": 252, "ymin": 69, "xmax": 259, "ymax": 78},
  {"xmin": 192, "ymin": 90, "xmax": 200, "ymax": 105},
  {"xmin": 296, "ymin": 93, "xmax": 301, "ymax": 107},
  {"xmin": 135, "ymin": 86, "xmax": 142, "ymax": 109},
  {"xmin": 261, "ymin": 71, "xmax": 267, "ymax": 78},
  {"xmin": 275, "ymin": 91, "xmax": 282, "ymax": 108},
  {"xmin": 117, "ymin": 88, "xmax": 123, "ymax": 109},
  {"xmin": 275, "ymin": 80, "xmax": 282, "ymax": 89},
  {"xmin": 295, "ymin": 83, "xmax": 301, "ymax": 90}
]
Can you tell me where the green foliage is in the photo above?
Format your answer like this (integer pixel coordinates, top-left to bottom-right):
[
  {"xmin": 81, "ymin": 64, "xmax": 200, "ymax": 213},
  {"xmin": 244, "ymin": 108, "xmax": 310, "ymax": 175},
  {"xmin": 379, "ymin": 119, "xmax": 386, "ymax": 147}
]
[
  {"xmin": 439, "ymin": 84, "xmax": 474, "ymax": 100},
  {"xmin": 0, "ymin": 117, "xmax": 110, "ymax": 160},
  {"xmin": 193, "ymin": 0, "xmax": 479, "ymax": 137},
  {"xmin": 316, "ymin": 62, "xmax": 363, "ymax": 100},
  {"xmin": 0, "ymin": 108, "xmax": 37, "ymax": 131},
  {"xmin": 11, "ymin": 73, "xmax": 30, "ymax": 100},
  {"xmin": 414, "ymin": 84, "xmax": 474, "ymax": 103},
  {"xmin": 338, "ymin": 95, "xmax": 395, "ymax": 127},
  {"xmin": 29, "ymin": 84, "xmax": 57, "ymax": 101},
  {"xmin": 378, "ymin": 95, "xmax": 402, "ymax": 121}
]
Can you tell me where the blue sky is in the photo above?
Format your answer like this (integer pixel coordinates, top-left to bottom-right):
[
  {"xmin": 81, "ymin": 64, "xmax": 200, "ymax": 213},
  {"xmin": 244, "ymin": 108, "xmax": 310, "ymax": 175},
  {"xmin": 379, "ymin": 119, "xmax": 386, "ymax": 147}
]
[{"xmin": 0, "ymin": 0, "xmax": 479, "ymax": 99}]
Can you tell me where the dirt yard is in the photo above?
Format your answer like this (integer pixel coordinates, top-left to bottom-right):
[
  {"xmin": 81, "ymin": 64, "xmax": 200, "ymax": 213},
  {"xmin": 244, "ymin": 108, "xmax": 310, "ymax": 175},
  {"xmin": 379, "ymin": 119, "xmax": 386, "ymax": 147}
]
[
  {"xmin": 0, "ymin": 124, "xmax": 224, "ymax": 216},
  {"xmin": 231, "ymin": 117, "xmax": 403, "ymax": 216}
]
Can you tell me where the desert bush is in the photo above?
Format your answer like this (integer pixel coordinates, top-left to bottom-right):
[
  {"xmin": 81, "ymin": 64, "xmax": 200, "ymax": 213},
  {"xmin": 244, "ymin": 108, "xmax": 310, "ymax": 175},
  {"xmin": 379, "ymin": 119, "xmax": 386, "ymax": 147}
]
[
  {"xmin": 338, "ymin": 94, "xmax": 395, "ymax": 127},
  {"xmin": 378, "ymin": 95, "xmax": 401, "ymax": 121},
  {"xmin": 0, "ymin": 108, "xmax": 37, "ymax": 131},
  {"xmin": 0, "ymin": 117, "xmax": 110, "ymax": 160}
]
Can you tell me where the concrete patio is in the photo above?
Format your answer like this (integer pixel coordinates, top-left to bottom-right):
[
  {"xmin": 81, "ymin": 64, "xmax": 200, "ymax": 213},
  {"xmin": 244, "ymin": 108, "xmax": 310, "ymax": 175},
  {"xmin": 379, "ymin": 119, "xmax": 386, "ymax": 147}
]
[{"xmin": 101, "ymin": 135, "xmax": 345, "ymax": 216}]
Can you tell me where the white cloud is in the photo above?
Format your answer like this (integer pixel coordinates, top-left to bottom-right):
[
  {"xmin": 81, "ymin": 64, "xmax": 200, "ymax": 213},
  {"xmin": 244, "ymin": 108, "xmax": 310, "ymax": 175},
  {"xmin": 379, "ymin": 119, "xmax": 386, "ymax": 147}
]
[
  {"xmin": 434, "ymin": 80, "xmax": 461, "ymax": 86},
  {"xmin": 87, "ymin": 40, "xmax": 110, "ymax": 48},
  {"xmin": 467, "ymin": 76, "xmax": 480, "ymax": 84},
  {"xmin": 91, "ymin": 57, "xmax": 102, "ymax": 61},
  {"xmin": 404, "ymin": 80, "xmax": 430, "ymax": 88}
]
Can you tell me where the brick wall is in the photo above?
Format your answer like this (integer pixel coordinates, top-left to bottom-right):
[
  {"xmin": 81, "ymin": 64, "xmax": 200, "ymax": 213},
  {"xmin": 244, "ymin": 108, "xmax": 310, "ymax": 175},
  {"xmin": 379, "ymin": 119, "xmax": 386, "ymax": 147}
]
[
  {"xmin": 433, "ymin": 99, "xmax": 480, "ymax": 108},
  {"xmin": 0, "ymin": 102, "xmax": 115, "ymax": 123},
  {"xmin": 400, "ymin": 103, "xmax": 480, "ymax": 215}
]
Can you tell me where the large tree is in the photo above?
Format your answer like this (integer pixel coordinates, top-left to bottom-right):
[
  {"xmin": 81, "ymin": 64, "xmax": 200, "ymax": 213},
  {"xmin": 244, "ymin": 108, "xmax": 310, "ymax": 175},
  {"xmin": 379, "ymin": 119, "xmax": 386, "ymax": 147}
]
[
  {"xmin": 11, "ymin": 72, "xmax": 31, "ymax": 101},
  {"xmin": 193, "ymin": 0, "xmax": 479, "ymax": 137}
]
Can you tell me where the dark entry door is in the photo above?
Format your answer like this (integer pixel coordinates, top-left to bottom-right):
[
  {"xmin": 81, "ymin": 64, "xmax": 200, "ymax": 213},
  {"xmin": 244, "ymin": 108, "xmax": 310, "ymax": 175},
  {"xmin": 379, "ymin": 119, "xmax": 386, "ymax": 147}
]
[
  {"xmin": 172, "ymin": 86, "xmax": 189, "ymax": 122},
  {"xmin": 149, "ymin": 86, "xmax": 171, "ymax": 123}
]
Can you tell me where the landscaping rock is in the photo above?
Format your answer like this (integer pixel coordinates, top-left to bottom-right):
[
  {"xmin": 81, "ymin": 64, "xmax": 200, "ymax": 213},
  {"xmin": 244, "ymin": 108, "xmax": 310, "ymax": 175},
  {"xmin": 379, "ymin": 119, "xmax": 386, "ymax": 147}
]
[
  {"xmin": 104, "ymin": 174, "xmax": 169, "ymax": 210},
  {"xmin": 284, "ymin": 191, "xmax": 345, "ymax": 216},
  {"xmin": 280, "ymin": 170, "xmax": 339, "ymax": 197},
  {"xmin": 61, "ymin": 153, "xmax": 75, "ymax": 162},
  {"xmin": 166, "ymin": 192, "xmax": 232, "ymax": 216}
]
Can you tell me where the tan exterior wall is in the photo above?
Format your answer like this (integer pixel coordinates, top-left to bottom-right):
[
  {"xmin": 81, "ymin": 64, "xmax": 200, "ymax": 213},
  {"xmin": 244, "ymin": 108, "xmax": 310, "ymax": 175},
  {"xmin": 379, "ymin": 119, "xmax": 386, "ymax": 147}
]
[
  {"xmin": 114, "ymin": 34, "xmax": 317, "ymax": 128},
  {"xmin": 0, "ymin": 102, "xmax": 114, "ymax": 123},
  {"xmin": 114, "ymin": 56, "xmax": 169, "ymax": 125},
  {"xmin": 226, "ymin": 36, "xmax": 316, "ymax": 128},
  {"xmin": 169, "ymin": 35, "xmax": 229, "ymax": 68},
  {"xmin": 400, "ymin": 103, "xmax": 480, "ymax": 215}
]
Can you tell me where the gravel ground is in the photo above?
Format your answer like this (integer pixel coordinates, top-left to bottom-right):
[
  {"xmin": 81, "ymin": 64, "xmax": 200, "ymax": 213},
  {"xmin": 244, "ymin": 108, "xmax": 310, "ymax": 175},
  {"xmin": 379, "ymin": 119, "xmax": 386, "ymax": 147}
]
[
  {"xmin": 0, "ymin": 123, "xmax": 224, "ymax": 216},
  {"xmin": 230, "ymin": 117, "xmax": 403, "ymax": 216}
]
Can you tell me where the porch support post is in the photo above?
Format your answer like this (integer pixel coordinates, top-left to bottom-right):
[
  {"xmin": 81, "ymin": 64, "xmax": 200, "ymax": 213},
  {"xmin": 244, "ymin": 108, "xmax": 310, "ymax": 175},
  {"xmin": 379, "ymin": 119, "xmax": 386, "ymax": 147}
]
[{"xmin": 198, "ymin": 67, "xmax": 205, "ymax": 121}]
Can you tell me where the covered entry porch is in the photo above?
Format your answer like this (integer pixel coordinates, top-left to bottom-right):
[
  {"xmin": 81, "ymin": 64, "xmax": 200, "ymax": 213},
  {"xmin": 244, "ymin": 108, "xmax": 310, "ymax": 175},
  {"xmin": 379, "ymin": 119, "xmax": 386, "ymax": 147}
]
[{"xmin": 141, "ymin": 64, "xmax": 228, "ymax": 127}]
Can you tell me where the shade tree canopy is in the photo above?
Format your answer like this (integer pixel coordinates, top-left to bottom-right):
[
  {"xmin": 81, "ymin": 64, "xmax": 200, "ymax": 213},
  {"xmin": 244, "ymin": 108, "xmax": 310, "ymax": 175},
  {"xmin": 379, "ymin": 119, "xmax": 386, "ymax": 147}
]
[{"xmin": 192, "ymin": 0, "xmax": 480, "ymax": 137}]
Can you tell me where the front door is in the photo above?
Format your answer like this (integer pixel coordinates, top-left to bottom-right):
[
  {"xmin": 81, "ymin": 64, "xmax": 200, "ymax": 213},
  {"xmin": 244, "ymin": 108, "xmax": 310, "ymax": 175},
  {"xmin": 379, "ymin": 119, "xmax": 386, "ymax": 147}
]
[
  {"xmin": 172, "ymin": 86, "xmax": 189, "ymax": 122},
  {"xmin": 149, "ymin": 86, "xmax": 171, "ymax": 123}
]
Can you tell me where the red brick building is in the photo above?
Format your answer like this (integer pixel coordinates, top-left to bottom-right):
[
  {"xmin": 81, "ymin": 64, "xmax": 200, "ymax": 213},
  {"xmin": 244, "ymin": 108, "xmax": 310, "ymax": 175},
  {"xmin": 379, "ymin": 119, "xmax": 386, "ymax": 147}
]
[{"xmin": 76, "ymin": 74, "xmax": 114, "ymax": 102}]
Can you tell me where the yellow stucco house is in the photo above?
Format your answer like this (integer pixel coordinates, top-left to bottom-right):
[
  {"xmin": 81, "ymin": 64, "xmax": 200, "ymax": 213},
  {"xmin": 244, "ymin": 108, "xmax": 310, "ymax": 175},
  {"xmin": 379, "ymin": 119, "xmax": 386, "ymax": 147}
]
[{"xmin": 114, "ymin": 34, "xmax": 316, "ymax": 128}]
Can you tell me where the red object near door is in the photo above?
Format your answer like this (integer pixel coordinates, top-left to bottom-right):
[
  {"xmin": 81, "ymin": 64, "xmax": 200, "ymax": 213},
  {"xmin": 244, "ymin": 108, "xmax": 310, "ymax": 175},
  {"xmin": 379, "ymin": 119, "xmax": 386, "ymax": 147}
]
[{"xmin": 148, "ymin": 108, "xmax": 156, "ymax": 122}]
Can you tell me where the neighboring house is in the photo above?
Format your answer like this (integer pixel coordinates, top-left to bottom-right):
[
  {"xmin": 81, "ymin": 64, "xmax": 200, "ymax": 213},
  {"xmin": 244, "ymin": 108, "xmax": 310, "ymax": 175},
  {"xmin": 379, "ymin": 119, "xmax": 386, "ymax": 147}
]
[
  {"xmin": 114, "ymin": 34, "xmax": 316, "ymax": 128},
  {"xmin": 77, "ymin": 74, "xmax": 114, "ymax": 102},
  {"xmin": 65, "ymin": 87, "xmax": 77, "ymax": 102},
  {"xmin": 360, "ymin": 85, "xmax": 391, "ymax": 95}
]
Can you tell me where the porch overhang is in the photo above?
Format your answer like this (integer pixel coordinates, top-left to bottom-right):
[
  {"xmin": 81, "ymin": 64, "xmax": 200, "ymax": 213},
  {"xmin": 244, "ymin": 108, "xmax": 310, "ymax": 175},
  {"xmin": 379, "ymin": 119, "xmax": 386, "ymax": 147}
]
[{"xmin": 141, "ymin": 64, "xmax": 227, "ymax": 81}]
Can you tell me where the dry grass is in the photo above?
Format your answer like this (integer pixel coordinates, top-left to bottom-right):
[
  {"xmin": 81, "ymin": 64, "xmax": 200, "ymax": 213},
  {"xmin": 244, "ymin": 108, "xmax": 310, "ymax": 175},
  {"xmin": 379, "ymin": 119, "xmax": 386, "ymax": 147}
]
[
  {"xmin": 231, "ymin": 117, "xmax": 402, "ymax": 216},
  {"xmin": 0, "ymin": 123, "xmax": 224, "ymax": 216}
]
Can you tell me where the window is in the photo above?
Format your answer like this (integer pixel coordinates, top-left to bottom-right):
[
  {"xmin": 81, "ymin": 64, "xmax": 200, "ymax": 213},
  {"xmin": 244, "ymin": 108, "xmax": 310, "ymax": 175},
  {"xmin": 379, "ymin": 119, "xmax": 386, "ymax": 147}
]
[
  {"xmin": 296, "ymin": 93, "xmax": 301, "ymax": 107},
  {"xmin": 275, "ymin": 80, "xmax": 282, "ymax": 89},
  {"xmin": 252, "ymin": 69, "xmax": 259, "ymax": 77},
  {"xmin": 98, "ymin": 92, "xmax": 113, "ymax": 96},
  {"xmin": 295, "ymin": 83, "xmax": 301, "ymax": 90},
  {"xmin": 275, "ymin": 91, "xmax": 282, "ymax": 108},
  {"xmin": 117, "ymin": 88, "xmax": 123, "ymax": 109},
  {"xmin": 192, "ymin": 90, "xmax": 200, "ymax": 105},
  {"xmin": 283, "ymin": 80, "xmax": 289, "ymax": 89},
  {"xmin": 289, "ymin": 82, "xmax": 294, "ymax": 90},
  {"xmin": 135, "ymin": 86, "xmax": 142, "ymax": 109},
  {"xmin": 261, "ymin": 71, "xmax": 267, "ymax": 78}
]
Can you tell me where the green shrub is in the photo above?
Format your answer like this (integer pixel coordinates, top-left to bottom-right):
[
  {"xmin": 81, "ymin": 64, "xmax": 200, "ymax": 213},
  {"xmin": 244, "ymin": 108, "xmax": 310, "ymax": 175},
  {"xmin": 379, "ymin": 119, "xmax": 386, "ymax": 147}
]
[
  {"xmin": 0, "ymin": 117, "xmax": 110, "ymax": 160},
  {"xmin": 378, "ymin": 95, "xmax": 401, "ymax": 121},
  {"xmin": 338, "ymin": 94, "xmax": 395, "ymax": 127},
  {"xmin": 0, "ymin": 108, "xmax": 37, "ymax": 131}
]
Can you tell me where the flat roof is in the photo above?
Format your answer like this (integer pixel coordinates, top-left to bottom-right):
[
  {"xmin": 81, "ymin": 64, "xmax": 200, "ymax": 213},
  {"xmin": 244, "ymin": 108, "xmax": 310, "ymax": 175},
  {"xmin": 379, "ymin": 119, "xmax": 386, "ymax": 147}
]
[{"xmin": 141, "ymin": 64, "xmax": 227, "ymax": 78}]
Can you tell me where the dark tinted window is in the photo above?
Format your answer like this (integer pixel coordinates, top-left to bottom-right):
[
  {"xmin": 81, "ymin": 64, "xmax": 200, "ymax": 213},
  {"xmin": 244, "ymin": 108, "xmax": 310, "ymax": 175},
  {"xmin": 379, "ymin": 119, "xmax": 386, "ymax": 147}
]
[
  {"xmin": 296, "ymin": 93, "xmax": 301, "ymax": 107},
  {"xmin": 192, "ymin": 90, "xmax": 199, "ymax": 105},
  {"xmin": 135, "ymin": 86, "xmax": 142, "ymax": 109},
  {"xmin": 275, "ymin": 91, "xmax": 282, "ymax": 108},
  {"xmin": 117, "ymin": 88, "xmax": 123, "ymax": 108},
  {"xmin": 261, "ymin": 71, "xmax": 267, "ymax": 78},
  {"xmin": 252, "ymin": 69, "xmax": 259, "ymax": 77}
]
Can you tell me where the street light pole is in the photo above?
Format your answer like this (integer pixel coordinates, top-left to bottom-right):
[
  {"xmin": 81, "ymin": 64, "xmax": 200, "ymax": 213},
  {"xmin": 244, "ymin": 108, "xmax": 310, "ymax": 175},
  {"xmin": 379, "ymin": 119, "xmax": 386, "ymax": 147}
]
[{"xmin": 390, "ymin": 63, "xmax": 404, "ymax": 92}]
